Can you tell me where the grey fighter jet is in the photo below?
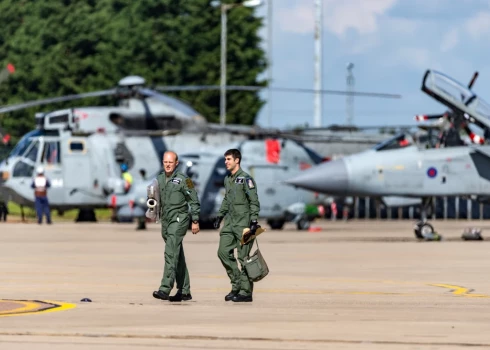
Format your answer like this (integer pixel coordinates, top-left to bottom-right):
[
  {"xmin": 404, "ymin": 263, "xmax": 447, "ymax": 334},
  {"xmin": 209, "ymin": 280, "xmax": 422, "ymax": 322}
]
[{"xmin": 285, "ymin": 69, "xmax": 490, "ymax": 239}]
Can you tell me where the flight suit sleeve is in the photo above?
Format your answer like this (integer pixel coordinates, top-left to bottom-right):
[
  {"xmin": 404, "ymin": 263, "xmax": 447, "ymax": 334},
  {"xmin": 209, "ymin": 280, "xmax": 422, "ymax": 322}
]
[
  {"xmin": 182, "ymin": 176, "xmax": 200, "ymax": 222},
  {"xmin": 245, "ymin": 176, "xmax": 260, "ymax": 221},
  {"xmin": 218, "ymin": 177, "xmax": 229, "ymax": 217}
]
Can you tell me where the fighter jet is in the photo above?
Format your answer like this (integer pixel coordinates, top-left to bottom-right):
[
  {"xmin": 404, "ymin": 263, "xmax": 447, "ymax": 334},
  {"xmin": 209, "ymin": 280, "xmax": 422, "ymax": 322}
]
[{"xmin": 285, "ymin": 69, "xmax": 490, "ymax": 239}]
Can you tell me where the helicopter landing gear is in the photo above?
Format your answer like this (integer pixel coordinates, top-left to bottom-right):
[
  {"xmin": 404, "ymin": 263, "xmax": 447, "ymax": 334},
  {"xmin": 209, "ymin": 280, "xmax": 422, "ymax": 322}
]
[
  {"xmin": 296, "ymin": 216, "xmax": 310, "ymax": 230},
  {"xmin": 75, "ymin": 209, "xmax": 97, "ymax": 222},
  {"xmin": 413, "ymin": 198, "xmax": 441, "ymax": 241}
]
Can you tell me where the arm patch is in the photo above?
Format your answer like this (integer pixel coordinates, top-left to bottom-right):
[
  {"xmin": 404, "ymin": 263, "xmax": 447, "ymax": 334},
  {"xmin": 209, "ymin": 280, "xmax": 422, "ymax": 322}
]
[
  {"xmin": 185, "ymin": 178, "xmax": 194, "ymax": 189},
  {"xmin": 246, "ymin": 178, "xmax": 255, "ymax": 189}
]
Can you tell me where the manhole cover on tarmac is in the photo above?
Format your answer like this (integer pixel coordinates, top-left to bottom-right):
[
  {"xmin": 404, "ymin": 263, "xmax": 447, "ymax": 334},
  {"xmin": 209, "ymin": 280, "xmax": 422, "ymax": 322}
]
[{"xmin": 0, "ymin": 299, "xmax": 76, "ymax": 317}]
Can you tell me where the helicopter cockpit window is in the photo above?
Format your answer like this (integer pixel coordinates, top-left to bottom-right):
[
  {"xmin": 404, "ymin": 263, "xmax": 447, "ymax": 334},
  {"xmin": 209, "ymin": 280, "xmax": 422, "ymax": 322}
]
[
  {"xmin": 42, "ymin": 142, "xmax": 61, "ymax": 164},
  {"xmin": 69, "ymin": 141, "xmax": 85, "ymax": 152},
  {"xmin": 12, "ymin": 160, "xmax": 34, "ymax": 178},
  {"xmin": 8, "ymin": 129, "xmax": 42, "ymax": 157},
  {"xmin": 24, "ymin": 140, "xmax": 40, "ymax": 162},
  {"xmin": 372, "ymin": 133, "xmax": 412, "ymax": 152}
]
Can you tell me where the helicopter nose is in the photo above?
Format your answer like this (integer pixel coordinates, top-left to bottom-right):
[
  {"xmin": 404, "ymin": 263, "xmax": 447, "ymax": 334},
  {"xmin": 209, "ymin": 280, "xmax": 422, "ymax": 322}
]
[{"xmin": 285, "ymin": 159, "xmax": 349, "ymax": 195}]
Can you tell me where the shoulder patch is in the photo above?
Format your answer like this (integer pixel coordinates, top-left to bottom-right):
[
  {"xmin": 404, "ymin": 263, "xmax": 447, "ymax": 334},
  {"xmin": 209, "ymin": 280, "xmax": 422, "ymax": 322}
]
[
  {"xmin": 246, "ymin": 178, "xmax": 255, "ymax": 189},
  {"xmin": 171, "ymin": 178, "xmax": 182, "ymax": 185},
  {"xmin": 235, "ymin": 177, "xmax": 245, "ymax": 184},
  {"xmin": 185, "ymin": 178, "xmax": 194, "ymax": 189}
]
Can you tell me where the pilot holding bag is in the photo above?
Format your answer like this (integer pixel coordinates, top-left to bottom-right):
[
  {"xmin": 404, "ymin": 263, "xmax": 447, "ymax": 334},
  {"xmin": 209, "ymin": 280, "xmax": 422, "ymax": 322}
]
[{"xmin": 213, "ymin": 148, "xmax": 268, "ymax": 303}]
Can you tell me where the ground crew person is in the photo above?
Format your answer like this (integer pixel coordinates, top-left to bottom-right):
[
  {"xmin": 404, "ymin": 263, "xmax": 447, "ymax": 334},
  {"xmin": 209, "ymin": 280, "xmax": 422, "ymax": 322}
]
[
  {"xmin": 31, "ymin": 166, "xmax": 52, "ymax": 224},
  {"xmin": 0, "ymin": 191, "xmax": 8, "ymax": 222},
  {"xmin": 213, "ymin": 148, "xmax": 260, "ymax": 303},
  {"xmin": 152, "ymin": 151, "xmax": 200, "ymax": 302},
  {"xmin": 121, "ymin": 164, "xmax": 133, "ymax": 193}
]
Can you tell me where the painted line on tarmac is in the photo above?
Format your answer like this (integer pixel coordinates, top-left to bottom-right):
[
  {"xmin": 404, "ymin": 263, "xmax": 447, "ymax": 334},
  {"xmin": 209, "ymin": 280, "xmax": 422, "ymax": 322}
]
[
  {"xmin": 429, "ymin": 284, "xmax": 490, "ymax": 298},
  {"xmin": 0, "ymin": 331, "xmax": 490, "ymax": 348},
  {"xmin": 203, "ymin": 287, "xmax": 435, "ymax": 297},
  {"xmin": 0, "ymin": 300, "xmax": 76, "ymax": 318}
]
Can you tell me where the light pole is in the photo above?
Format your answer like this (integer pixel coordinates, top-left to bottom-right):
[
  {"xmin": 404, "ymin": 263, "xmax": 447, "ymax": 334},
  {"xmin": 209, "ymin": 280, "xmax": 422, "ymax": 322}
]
[{"xmin": 214, "ymin": 0, "xmax": 263, "ymax": 126}]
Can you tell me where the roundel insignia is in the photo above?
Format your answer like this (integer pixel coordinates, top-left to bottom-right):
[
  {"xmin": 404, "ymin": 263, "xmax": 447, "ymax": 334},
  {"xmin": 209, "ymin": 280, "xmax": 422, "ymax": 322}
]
[{"xmin": 427, "ymin": 167, "xmax": 437, "ymax": 178}]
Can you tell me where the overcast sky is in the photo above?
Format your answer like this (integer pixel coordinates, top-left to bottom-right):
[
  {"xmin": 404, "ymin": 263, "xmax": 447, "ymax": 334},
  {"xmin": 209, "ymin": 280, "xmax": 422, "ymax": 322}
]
[{"xmin": 250, "ymin": 0, "xmax": 490, "ymax": 129}]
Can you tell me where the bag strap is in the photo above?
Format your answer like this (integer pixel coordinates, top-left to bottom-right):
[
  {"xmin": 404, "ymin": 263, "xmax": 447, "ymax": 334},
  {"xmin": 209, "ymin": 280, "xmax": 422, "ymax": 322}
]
[{"xmin": 247, "ymin": 238, "xmax": 259, "ymax": 258}]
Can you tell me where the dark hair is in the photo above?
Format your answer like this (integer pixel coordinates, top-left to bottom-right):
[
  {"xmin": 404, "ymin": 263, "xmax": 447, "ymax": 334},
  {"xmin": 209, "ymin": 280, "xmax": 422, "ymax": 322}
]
[{"xmin": 224, "ymin": 148, "xmax": 241, "ymax": 164}]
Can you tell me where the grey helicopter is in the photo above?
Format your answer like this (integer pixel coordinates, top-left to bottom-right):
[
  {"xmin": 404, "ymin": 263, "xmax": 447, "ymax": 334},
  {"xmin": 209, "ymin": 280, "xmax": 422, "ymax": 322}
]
[
  {"xmin": 111, "ymin": 136, "xmax": 330, "ymax": 230},
  {"xmin": 0, "ymin": 74, "xmax": 402, "ymax": 221},
  {"xmin": 285, "ymin": 68, "xmax": 490, "ymax": 240}
]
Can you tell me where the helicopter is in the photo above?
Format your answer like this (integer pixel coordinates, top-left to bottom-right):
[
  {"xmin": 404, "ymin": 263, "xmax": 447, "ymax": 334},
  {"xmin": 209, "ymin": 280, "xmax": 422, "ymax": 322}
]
[
  {"xmin": 112, "ymin": 136, "xmax": 329, "ymax": 230},
  {"xmin": 0, "ymin": 74, "xmax": 401, "ymax": 221}
]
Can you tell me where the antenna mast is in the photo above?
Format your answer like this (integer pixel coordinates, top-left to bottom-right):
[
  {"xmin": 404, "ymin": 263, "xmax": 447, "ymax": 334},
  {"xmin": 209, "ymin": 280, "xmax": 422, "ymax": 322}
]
[
  {"xmin": 346, "ymin": 63, "xmax": 355, "ymax": 125},
  {"xmin": 313, "ymin": 0, "xmax": 323, "ymax": 127}
]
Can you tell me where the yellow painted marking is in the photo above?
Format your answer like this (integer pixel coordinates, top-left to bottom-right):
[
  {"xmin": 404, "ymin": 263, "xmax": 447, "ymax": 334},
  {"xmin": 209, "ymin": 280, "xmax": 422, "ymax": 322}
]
[
  {"xmin": 0, "ymin": 299, "xmax": 76, "ymax": 317},
  {"xmin": 429, "ymin": 284, "xmax": 490, "ymax": 298},
  {"xmin": 393, "ymin": 165, "xmax": 405, "ymax": 170}
]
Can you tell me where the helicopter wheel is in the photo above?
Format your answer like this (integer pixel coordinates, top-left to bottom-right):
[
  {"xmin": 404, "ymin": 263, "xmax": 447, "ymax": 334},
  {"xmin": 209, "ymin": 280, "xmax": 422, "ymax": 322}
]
[
  {"xmin": 296, "ymin": 217, "xmax": 310, "ymax": 231},
  {"xmin": 75, "ymin": 209, "xmax": 97, "ymax": 222},
  {"xmin": 267, "ymin": 219, "xmax": 285, "ymax": 230}
]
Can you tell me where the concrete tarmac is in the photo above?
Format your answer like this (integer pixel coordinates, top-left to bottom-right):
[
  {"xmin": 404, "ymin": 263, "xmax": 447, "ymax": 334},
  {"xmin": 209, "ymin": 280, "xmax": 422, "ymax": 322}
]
[{"xmin": 1, "ymin": 219, "xmax": 490, "ymax": 349}]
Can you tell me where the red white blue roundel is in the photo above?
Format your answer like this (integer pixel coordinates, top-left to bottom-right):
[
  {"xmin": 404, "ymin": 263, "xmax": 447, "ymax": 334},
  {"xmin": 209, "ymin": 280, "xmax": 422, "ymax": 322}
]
[{"xmin": 427, "ymin": 167, "xmax": 437, "ymax": 178}]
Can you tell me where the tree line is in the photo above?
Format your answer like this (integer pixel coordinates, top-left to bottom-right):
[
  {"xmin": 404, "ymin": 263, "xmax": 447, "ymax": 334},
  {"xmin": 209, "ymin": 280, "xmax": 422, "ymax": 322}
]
[{"xmin": 0, "ymin": 0, "xmax": 267, "ymax": 142}]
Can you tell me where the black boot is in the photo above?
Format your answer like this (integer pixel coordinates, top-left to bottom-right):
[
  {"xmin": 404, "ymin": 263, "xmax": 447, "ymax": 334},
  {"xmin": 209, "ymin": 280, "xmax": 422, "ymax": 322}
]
[
  {"xmin": 152, "ymin": 290, "xmax": 169, "ymax": 301},
  {"xmin": 169, "ymin": 291, "xmax": 192, "ymax": 302},
  {"xmin": 225, "ymin": 291, "xmax": 239, "ymax": 301},
  {"xmin": 232, "ymin": 294, "xmax": 253, "ymax": 302}
]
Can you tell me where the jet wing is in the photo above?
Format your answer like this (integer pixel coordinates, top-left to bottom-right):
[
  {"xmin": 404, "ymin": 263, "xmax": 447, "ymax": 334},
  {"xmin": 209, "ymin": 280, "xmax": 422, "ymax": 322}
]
[{"xmin": 421, "ymin": 69, "xmax": 490, "ymax": 130}]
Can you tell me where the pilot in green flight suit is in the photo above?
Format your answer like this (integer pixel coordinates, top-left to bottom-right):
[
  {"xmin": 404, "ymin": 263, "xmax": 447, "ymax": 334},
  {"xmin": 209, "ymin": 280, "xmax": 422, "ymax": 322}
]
[
  {"xmin": 152, "ymin": 151, "xmax": 200, "ymax": 302},
  {"xmin": 213, "ymin": 148, "xmax": 260, "ymax": 303}
]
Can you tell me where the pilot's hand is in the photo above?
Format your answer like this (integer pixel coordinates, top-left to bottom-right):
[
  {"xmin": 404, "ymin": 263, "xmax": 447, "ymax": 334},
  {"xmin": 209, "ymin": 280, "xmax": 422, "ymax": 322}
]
[
  {"xmin": 249, "ymin": 220, "xmax": 259, "ymax": 235},
  {"xmin": 213, "ymin": 216, "xmax": 223, "ymax": 230},
  {"xmin": 191, "ymin": 221, "xmax": 200, "ymax": 234}
]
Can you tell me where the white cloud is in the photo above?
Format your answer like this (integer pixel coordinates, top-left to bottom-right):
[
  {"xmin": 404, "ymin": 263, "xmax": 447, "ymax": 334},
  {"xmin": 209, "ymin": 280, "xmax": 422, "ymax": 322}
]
[
  {"xmin": 277, "ymin": 0, "xmax": 397, "ymax": 36},
  {"xmin": 277, "ymin": 2, "xmax": 314, "ymax": 34},
  {"xmin": 440, "ymin": 28, "xmax": 459, "ymax": 52},
  {"xmin": 465, "ymin": 11, "xmax": 490, "ymax": 39},
  {"xmin": 324, "ymin": 0, "xmax": 397, "ymax": 37},
  {"xmin": 389, "ymin": 47, "xmax": 433, "ymax": 70}
]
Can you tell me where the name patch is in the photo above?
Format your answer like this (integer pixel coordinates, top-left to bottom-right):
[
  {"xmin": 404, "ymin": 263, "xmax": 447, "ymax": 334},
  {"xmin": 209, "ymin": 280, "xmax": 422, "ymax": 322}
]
[
  {"xmin": 235, "ymin": 177, "xmax": 245, "ymax": 184},
  {"xmin": 247, "ymin": 178, "xmax": 255, "ymax": 189},
  {"xmin": 171, "ymin": 178, "xmax": 182, "ymax": 185}
]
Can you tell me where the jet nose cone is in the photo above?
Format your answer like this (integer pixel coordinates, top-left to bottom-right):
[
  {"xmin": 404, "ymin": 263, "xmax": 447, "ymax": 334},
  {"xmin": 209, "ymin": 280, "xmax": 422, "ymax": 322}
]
[{"xmin": 285, "ymin": 159, "xmax": 348, "ymax": 195}]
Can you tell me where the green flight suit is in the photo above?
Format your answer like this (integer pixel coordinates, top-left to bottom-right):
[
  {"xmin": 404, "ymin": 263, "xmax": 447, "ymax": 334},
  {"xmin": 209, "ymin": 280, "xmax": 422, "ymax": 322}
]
[
  {"xmin": 157, "ymin": 170, "xmax": 200, "ymax": 295},
  {"xmin": 217, "ymin": 168, "xmax": 260, "ymax": 296}
]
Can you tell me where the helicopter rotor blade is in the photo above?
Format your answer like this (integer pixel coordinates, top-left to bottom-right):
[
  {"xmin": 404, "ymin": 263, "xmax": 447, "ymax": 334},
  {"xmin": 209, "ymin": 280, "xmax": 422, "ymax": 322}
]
[
  {"xmin": 155, "ymin": 85, "xmax": 402, "ymax": 99},
  {"xmin": 0, "ymin": 89, "xmax": 117, "ymax": 114},
  {"xmin": 137, "ymin": 87, "xmax": 204, "ymax": 119}
]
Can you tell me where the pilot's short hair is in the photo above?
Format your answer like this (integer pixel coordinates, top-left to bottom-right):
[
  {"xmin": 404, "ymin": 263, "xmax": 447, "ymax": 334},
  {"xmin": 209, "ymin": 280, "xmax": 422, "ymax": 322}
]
[{"xmin": 224, "ymin": 149, "xmax": 241, "ymax": 164}]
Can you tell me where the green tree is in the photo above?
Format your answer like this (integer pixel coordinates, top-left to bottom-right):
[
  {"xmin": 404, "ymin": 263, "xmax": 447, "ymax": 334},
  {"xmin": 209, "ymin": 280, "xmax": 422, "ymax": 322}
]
[{"xmin": 0, "ymin": 0, "xmax": 267, "ymax": 142}]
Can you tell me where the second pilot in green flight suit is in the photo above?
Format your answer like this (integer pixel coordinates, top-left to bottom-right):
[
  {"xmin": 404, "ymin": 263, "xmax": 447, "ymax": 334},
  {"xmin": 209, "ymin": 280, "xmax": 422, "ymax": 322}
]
[
  {"xmin": 152, "ymin": 151, "xmax": 200, "ymax": 302},
  {"xmin": 214, "ymin": 148, "xmax": 260, "ymax": 303}
]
